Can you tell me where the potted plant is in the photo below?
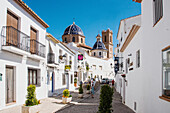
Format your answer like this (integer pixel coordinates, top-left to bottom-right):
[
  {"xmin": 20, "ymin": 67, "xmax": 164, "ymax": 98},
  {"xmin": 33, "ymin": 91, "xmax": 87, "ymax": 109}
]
[
  {"xmin": 69, "ymin": 60, "xmax": 72, "ymax": 65},
  {"xmin": 65, "ymin": 65, "xmax": 71, "ymax": 71},
  {"xmin": 78, "ymin": 84, "xmax": 83, "ymax": 98},
  {"xmin": 59, "ymin": 55, "xmax": 63, "ymax": 60},
  {"xmin": 22, "ymin": 85, "xmax": 40, "ymax": 113},
  {"xmin": 86, "ymin": 65, "xmax": 89, "ymax": 71},
  {"xmin": 62, "ymin": 89, "xmax": 72, "ymax": 104},
  {"xmin": 74, "ymin": 78, "xmax": 77, "ymax": 87},
  {"xmin": 86, "ymin": 84, "xmax": 90, "ymax": 94}
]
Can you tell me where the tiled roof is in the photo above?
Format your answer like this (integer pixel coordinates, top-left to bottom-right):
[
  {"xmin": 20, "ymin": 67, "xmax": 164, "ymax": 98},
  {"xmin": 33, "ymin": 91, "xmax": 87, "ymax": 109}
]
[{"xmin": 77, "ymin": 44, "xmax": 92, "ymax": 49}]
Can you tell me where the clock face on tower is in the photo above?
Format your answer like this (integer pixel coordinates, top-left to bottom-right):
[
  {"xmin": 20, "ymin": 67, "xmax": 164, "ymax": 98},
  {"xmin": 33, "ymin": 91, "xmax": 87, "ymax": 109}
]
[{"xmin": 78, "ymin": 54, "xmax": 83, "ymax": 61}]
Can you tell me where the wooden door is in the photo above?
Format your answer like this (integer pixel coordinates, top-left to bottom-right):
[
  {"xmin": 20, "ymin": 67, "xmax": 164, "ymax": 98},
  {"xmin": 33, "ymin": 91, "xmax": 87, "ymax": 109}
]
[
  {"xmin": 6, "ymin": 67, "xmax": 14, "ymax": 104},
  {"xmin": 6, "ymin": 11, "xmax": 18, "ymax": 46},
  {"xmin": 30, "ymin": 27, "xmax": 37, "ymax": 54}
]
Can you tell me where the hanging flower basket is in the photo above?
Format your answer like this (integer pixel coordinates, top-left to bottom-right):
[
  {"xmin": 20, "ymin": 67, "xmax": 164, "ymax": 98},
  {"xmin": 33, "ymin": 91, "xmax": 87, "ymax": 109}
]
[{"xmin": 59, "ymin": 55, "xmax": 63, "ymax": 60}]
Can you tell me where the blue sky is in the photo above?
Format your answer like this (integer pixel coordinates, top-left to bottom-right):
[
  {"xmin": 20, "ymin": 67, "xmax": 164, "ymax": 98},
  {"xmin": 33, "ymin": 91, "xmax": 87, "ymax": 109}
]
[{"xmin": 23, "ymin": 0, "xmax": 141, "ymax": 52}]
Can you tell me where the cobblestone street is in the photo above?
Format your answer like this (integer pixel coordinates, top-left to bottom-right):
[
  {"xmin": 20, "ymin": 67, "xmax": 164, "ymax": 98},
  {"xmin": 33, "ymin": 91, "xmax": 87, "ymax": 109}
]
[{"xmin": 55, "ymin": 85, "xmax": 134, "ymax": 113}]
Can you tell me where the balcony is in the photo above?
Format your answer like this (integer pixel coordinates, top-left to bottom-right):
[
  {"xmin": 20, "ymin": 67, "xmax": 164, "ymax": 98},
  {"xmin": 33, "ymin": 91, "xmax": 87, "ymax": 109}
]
[
  {"xmin": 1, "ymin": 26, "xmax": 45, "ymax": 57},
  {"xmin": 47, "ymin": 53, "xmax": 55, "ymax": 64}
]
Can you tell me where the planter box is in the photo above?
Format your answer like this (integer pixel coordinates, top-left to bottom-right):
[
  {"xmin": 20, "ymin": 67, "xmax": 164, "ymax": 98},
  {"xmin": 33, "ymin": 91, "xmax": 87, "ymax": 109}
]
[
  {"xmin": 22, "ymin": 105, "xmax": 40, "ymax": 113},
  {"xmin": 86, "ymin": 90, "xmax": 90, "ymax": 94},
  {"xmin": 78, "ymin": 94, "xmax": 83, "ymax": 98},
  {"xmin": 62, "ymin": 97, "xmax": 72, "ymax": 104}
]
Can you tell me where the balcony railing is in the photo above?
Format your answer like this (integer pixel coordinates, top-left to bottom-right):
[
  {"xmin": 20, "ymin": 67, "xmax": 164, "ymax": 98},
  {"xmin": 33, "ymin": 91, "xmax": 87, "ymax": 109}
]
[
  {"xmin": 30, "ymin": 39, "xmax": 45, "ymax": 57},
  {"xmin": 47, "ymin": 53, "xmax": 55, "ymax": 64},
  {"xmin": 1, "ymin": 26, "xmax": 45, "ymax": 57}
]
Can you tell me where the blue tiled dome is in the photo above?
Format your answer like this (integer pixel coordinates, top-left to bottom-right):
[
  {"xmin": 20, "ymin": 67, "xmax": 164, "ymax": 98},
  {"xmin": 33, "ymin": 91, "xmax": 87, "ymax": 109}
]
[
  {"xmin": 92, "ymin": 40, "xmax": 107, "ymax": 50},
  {"xmin": 63, "ymin": 22, "xmax": 84, "ymax": 36}
]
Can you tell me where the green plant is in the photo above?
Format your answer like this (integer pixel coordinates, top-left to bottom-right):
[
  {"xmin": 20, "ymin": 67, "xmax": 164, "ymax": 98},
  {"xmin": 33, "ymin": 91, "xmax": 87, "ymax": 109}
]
[
  {"xmin": 87, "ymin": 84, "xmax": 90, "ymax": 90},
  {"xmin": 86, "ymin": 65, "xmax": 89, "ymax": 71},
  {"xmin": 63, "ymin": 89, "xmax": 70, "ymax": 98},
  {"xmin": 74, "ymin": 78, "xmax": 77, "ymax": 83},
  {"xmin": 65, "ymin": 65, "xmax": 71, "ymax": 71},
  {"xmin": 69, "ymin": 95, "xmax": 72, "ymax": 97},
  {"xmin": 25, "ymin": 85, "xmax": 38, "ymax": 106},
  {"xmin": 98, "ymin": 85, "xmax": 114, "ymax": 113},
  {"xmin": 79, "ymin": 84, "xmax": 83, "ymax": 94},
  {"xmin": 69, "ymin": 60, "xmax": 72, "ymax": 64}
]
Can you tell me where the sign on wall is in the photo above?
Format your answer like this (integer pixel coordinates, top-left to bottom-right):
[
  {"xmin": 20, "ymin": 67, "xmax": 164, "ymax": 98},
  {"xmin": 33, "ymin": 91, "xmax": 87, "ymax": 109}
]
[{"xmin": 78, "ymin": 54, "xmax": 83, "ymax": 61}]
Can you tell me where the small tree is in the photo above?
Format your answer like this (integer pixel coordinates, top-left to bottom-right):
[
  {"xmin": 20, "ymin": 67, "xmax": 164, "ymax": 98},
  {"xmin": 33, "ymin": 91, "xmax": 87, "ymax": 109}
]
[
  {"xmin": 25, "ymin": 85, "xmax": 38, "ymax": 106},
  {"xmin": 79, "ymin": 84, "xmax": 83, "ymax": 94},
  {"xmin": 87, "ymin": 84, "xmax": 90, "ymax": 90},
  {"xmin": 98, "ymin": 85, "xmax": 113, "ymax": 113},
  {"xmin": 63, "ymin": 89, "xmax": 70, "ymax": 98}
]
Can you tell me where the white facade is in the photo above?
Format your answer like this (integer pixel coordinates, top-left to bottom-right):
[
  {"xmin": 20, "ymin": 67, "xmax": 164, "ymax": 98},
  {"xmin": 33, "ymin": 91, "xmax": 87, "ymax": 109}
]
[
  {"xmin": 46, "ymin": 34, "xmax": 75, "ymax": 96},
  {"xmin": 115, "ymin": 0, "xmax": 170, "ymax": 113},
  {"xmin": 67, "ymin": 42, "xmax": 114, "ymax": 83},
  {"xmin": 0, "ymin": 0, "xmax": 48, "ymax": 110}
]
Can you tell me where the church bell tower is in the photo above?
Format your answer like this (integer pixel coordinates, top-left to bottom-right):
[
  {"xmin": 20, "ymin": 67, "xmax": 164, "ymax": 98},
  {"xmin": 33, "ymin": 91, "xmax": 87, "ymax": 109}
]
[{"xmin": 102, "ymin": 29, "xmax": 113, "ymax": 58}]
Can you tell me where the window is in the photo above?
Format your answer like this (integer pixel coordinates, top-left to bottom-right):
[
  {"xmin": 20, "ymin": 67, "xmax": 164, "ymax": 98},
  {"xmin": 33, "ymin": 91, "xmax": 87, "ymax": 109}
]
[
  {"xmin": 81, "ymin": 38, "xmax": 83, "ymax": 43},
  {"xmin": 126, "ymin": 59, "xmax": 128, "ymax": 73},
  {"xmin": 162, "ymin": 46, "xmax": 170, "ymax": 97},
  {"xmin": 105, "ymin": 36, "xmax": 106, "ymax": 42},
  {"xmin": 28, "ymin": 69, "xmax": 40, "ymax": 86},
  {"xmin": 62, "ymin": 74, "xmax": 66, "ymax": 85},
  {"xmin": 30, "ymin": 27, "xmax": 37, "ymax": 54},
  {"xmin": 71, "ymin": 75, "xmax": 73, "ymax": 84},
  {"xmin": 93, "ymin": 65, "xmax": 96, "ymax": 70},
  {"xmin": 110, "ymin": 36, "xmax": 112, "ymax": 42},
  {"xmin": 136, "ymin": 50, "xmax": 140, "ymax": 68},
  {"xmin": 99, "ymin": 52, "xmax": 102, "ymax": 56},
  {"xmin": 94, "ymin": 52, "xmax": 96, "ymax": 56},
  {"xmin": 59, "ymin": 49, "xmax": 62, "ymax": 56},
  {"xmin": 65, "ymin": 37, "xmax": 67, "ymax": 43},
  {"xmin": 153, "ymin": 0, "xmax": 163, "ymax": 25},
  {"xmin": 99, "ymin": 66, "xmax": 102, "ymax": 70},
  {"xmin": 72, "ymin": 37, "xmax": 75, "ymax": 42}
]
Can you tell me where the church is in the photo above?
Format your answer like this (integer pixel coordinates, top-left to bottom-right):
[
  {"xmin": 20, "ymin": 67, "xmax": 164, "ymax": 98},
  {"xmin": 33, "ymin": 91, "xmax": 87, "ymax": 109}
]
[{"xmin": 62, "ymin": 22, "xmax": 114, "ymax": 83}]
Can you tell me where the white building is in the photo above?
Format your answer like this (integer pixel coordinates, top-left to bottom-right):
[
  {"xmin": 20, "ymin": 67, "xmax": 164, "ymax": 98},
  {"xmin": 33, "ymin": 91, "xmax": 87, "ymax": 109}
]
[
  {"xmin": 0, "ymin": 0, "xmax": 49, "ymax": 110},
  {"xmin": 46, "ymin": 33, "xmax": 75, "ymax": 96},
  {"xmin": 114, "ymin": 0, "xmax": 170, "ymax": 113},
  {"xmin": 63, "ymin": 22, "xmax": 115, "ymax": 83}
]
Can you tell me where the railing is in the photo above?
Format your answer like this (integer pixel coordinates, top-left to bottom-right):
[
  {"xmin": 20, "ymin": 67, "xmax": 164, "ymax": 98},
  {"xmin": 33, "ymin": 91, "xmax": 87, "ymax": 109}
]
[
  {"xmin": 47, "ymin": 53, "xmax": 55, "ymax": 64},
  {"xmin": 30, "ymin": 39, "xmax": 45, "ymax": 57},
  {"xmin": 1, "ymin": 26, "xmax": 45, "ymax": 57},
  {"xmin": 1, "ymin": 26, "xmax": 30, "ymax": 52}
]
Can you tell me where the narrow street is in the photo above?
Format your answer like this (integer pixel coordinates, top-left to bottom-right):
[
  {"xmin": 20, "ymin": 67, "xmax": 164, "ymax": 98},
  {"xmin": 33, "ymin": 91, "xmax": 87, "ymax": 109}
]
[{"xmin": 55, "ymin": 85, "xmax": 134, "ymax": 113}]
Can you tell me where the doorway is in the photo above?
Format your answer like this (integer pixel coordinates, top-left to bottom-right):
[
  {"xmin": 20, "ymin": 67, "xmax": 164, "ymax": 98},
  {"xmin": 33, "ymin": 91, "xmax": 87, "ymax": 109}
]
[{"xmin": 6, "ymin": 66, "xmax": 15, "ymax": 104}]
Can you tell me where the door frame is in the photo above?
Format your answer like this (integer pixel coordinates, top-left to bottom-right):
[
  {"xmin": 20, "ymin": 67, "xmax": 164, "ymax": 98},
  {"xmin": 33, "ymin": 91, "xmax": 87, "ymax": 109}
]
[{"xmin": 5, "ymin": 66, "xmax": 16, "ymax": 104}]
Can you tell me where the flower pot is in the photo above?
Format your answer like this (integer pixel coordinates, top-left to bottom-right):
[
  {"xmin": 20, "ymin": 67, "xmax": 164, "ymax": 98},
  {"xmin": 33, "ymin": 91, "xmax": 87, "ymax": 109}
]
[
  {"xmin": 22, "ymin": 105, "xmax": 40, "ymax": 113},
  {"xmin": 74, "ymin": 83, "xmax": 77, "ymax": 87},
  {"xmin": 62, "ymin": 97, "xmax": 72, "ymax": 104},
  {"xmin": 78, "ymin": 94, "xmax": 83, "ymax": 98},
  {"xmin": 86, "ymin": 90, "xmax": 90, "ymax": 94}
]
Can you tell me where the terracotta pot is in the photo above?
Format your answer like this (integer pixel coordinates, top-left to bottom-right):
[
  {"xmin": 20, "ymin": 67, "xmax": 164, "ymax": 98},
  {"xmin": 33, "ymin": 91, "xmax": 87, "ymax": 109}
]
[{"xmin": 74, "ymin": 83, "xmax": 77, "ymax": 87}]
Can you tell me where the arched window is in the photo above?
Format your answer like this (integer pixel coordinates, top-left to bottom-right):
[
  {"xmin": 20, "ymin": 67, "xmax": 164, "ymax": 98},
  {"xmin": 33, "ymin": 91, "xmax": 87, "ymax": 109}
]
[
  {"xmin": 99, "ymin": 52, "xmax": 102, "ymax": 56},
  {"xmin": 105, "ymin": 36, "xmax": 106, "ymax": 42},
  {"xmin": 72, "ymin": 37, "xmax": 75, "ymax": 42},
  {"xmin": 65, "ymin": 37, "xmax": 67, "ymax": 43},
  {"xmin": 81, "ymin": 38, "xmax": 83, "ymax": 43},
  {"xmin": 94, "ymin": 52, "xmax": 96, "ymax": 56}
]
